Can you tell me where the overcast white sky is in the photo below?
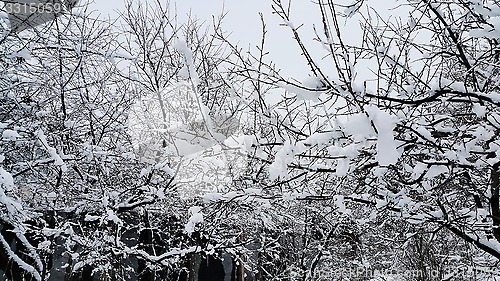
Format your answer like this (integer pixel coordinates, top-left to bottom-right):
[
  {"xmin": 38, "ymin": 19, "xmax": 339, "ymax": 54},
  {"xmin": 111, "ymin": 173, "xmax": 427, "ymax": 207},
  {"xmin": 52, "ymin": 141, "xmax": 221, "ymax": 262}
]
[
  {"xmin": 84, "ymin": 0, "xmax": 403, "ymax": 83},
  {"xmin": 85, "ymin": 0, "xmax": 320, "ymax": 79}
]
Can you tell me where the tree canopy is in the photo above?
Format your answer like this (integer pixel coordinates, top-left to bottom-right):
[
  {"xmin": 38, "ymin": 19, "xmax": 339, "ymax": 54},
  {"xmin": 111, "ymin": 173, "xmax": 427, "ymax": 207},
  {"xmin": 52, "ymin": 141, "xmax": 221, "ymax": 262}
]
[{"xmin": 1, "ymin": 0, "xmax": 500, "ymax": 280}]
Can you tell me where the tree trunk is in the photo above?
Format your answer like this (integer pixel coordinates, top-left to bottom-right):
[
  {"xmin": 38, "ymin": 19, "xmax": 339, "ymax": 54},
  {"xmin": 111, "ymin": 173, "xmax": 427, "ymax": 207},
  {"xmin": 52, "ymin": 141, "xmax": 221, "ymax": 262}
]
[
  {"xmin": 138, "ymin": 212, "xmax": 155, "ymax": 281},
  {"xmin": 491, "ymin": 168, "xmax": 500, "ymax": 242}
]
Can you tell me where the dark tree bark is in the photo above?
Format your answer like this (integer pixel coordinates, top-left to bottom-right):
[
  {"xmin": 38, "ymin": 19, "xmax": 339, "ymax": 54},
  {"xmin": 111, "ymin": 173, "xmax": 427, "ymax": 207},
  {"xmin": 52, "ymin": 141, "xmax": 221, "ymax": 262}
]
[
  {"xmin": 0, "ymin": 220, "xmax": 40, "ymax": 281},
  {"xmin": 198, "ymin": 255, "xmax": 225, "ymax": 281},
  {"xmin": 491, "ymin": 168, "xmax": 500, "ymax": 242}
]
